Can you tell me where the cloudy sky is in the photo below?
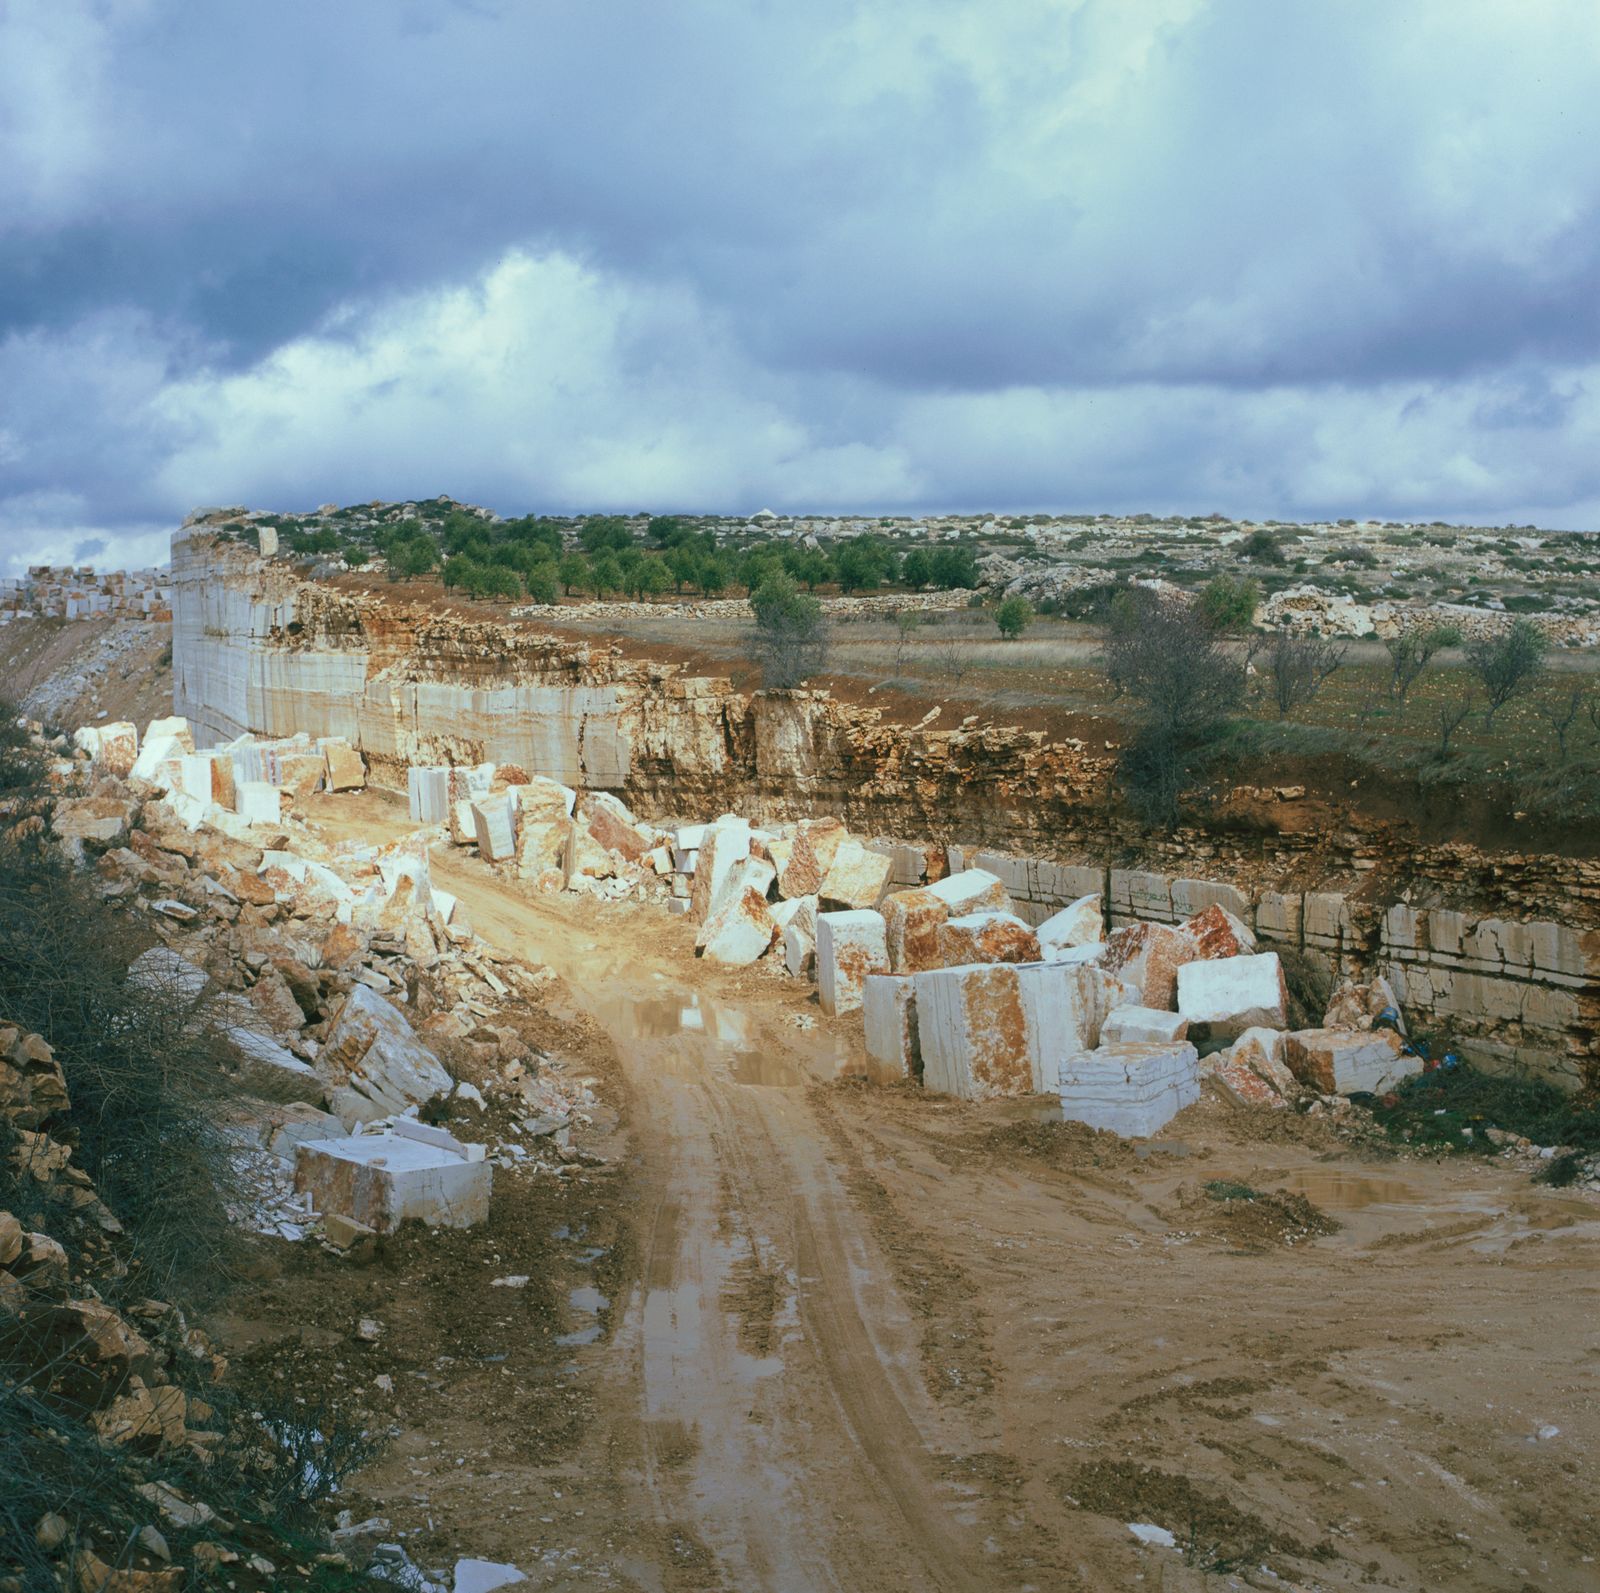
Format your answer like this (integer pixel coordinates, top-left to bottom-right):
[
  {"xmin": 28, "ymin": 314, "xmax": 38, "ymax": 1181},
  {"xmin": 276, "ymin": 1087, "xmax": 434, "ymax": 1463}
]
[{"xmin": 3, "ymin": 0, "xmax": 1598, "ymax": 571}]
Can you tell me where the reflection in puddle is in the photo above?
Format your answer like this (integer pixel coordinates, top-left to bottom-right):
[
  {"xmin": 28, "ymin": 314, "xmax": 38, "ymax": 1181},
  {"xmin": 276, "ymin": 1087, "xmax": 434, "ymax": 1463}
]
[
  {"xmin": 587, "ymin": 986, "xmax": 845, "ymax": 1087},
  {"xmin": 558, "ymin": 1285, "xmax": 611, "ymax": 1346}
]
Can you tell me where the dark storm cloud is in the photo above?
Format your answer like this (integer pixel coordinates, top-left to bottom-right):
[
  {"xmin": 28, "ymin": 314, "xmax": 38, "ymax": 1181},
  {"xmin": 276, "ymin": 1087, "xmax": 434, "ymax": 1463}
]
[{"xmin": 3, "ymin": 0, "xmax": 1600, "ymax": 565}]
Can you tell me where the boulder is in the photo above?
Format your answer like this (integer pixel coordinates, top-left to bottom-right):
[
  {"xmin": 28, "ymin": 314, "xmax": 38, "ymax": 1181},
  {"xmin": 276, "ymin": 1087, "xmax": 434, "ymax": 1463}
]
[
  {"xmin": 938, "ymin": 911, "xmax": 1040, "ymax": 967},
  {"xmin": 700, "ymin": 886, "xmax": 778, "ymax": 966},
  {"xmin": 235, "ymin": 781, "xmax": 281, "ymax": 826},
  {"xmin": 1057, "ymin": 1041, "xmax": 1200, "ymax": 1137},
  {"xmin": 317, "ymin": 985, "xmax": 453, "ymax": 1128},
  {"xmin": 816, "ymin": 909, "xmax": 889, "ymax": 1016},
  {"xmin": 696, "ymin": 858, "xmax": 776, "ymax": 948},
  {"xmin": 470, "ymin": 797, "xmax": 517, "ymax": 863},
  {"xmin": 1176, "ymin": 952, "xmax": 1288, "ymax": 1041},
  {"xmin": 563, "ymin": 822, "xmax": 618, "ymax": 883},
  {"xmin": 1212, "ymin": 1026, "xmax": 1299, "ymax": 1097},
  {"xmin": 783, "ymin": 918, "xmax": 816, "ymax": 979},
  {"xmin": 516, "ymin": 815, "xmax": 572, "ymax": 880},
  {"xmin": 1100, "ymin": 921, "xmax": 1198, "ymax": 1010},
  {"xmin": 0, "ymin": 1028, "xmax": 69, "ymax": 1129},
  {"xmin": 1284, "ymin": 1028, "xmax": 1418, "ymax": 1096},
  {"xmin": 1100, "ymin": 1005, "xmax": 1189, "ymax": 1045},
  {"xmin": 578, "ymin": 792, "xmax": 654, "ymax": 861},
  {"xmin": 820, "ymin": 840, "xmax": 893, "ymax": 911},
  {"xmin": 690, "ymin": 818, "xmax": 751, "ymax": 921},
  {"xmin": 407, "ymin": 767, "xmax": 450, "ymax": 824},
  {"xmin": 323, "ymin": 740, "xmax": 367, "ymax": 791},
  {"xmin": 51, "ymin": 794, "xmax": 136, "ymax": 849},
  {"xmin": 862, "ymin": 975, "xmax": 920, "ymax": 1083},
  {"xmin": 223, "ymin": 1028, "xmax": 324, "ymax": 1105},
  {"xmin": 778, "ymin": 817, "xmax": 847, "ymax": 898},
  {"xmin": 1182, "ymin": 903, "xmax": 1256, "ymax": 960},
  {"xmin": 882, "ymin": 868, "xmax": 1009, "ymax": 973},
  {"xmin": 1038, "ymin": 894, "xmax": 1103, "ymax": 955}
]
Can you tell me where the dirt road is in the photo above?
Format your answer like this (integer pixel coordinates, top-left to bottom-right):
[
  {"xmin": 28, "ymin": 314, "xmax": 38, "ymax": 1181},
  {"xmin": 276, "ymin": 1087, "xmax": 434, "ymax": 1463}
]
[{"xmin": 286, "ymin": 793, "xmax": 1600, "ymax": 1590}]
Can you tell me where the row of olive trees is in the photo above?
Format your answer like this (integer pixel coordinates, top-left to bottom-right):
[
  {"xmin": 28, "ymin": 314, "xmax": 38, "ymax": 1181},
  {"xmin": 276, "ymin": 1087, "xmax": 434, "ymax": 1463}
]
[{"xmin": 1102, "ymin": 589, "xmax": 1571, "ymax": 823}]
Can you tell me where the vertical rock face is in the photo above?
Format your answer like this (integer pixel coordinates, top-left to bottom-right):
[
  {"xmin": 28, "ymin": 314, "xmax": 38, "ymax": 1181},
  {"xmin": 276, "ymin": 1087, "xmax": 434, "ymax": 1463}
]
[{"xmin": 169, "ymin": 532, "xmax": 1109, "ymax": 833}]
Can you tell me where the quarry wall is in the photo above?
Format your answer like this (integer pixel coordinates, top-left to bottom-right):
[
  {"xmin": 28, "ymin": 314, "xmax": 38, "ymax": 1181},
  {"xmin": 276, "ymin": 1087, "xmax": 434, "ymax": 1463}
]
[{"xmin": 173, "ymin": 530, "xmax": 1598, "ymax": 1085}]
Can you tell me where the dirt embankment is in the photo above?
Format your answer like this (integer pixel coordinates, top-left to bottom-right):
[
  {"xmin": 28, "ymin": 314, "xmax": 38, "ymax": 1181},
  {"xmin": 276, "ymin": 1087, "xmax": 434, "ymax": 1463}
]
[
  {"xmin": 228, "ymin": 789, "xmax": 1600, "ymax": 1591},
  {"xmin": 2, "ymin": 615, "xmax": 173, "ymax": 729}
]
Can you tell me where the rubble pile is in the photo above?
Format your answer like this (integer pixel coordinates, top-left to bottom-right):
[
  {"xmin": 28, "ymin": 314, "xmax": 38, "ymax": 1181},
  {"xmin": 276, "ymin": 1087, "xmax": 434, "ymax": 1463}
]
[
  {"xmin": 583, "ymin": 804, "xmax": 1444, "ymax": 1135},
  {"xmin": 63, "ymin": 716, "xmax": 600, "ymax": 1240}
]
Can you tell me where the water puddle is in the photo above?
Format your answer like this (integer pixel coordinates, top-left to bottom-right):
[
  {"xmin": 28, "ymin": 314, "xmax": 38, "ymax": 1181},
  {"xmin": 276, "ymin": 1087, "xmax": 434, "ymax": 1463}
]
[
  {"xmin": 558, "ymin": 1285, "xmax": 611, "ymax": 1347},
  {"xmin": 1282, "ymin": 1169, "xmax": 1426, "ymax": 1211}
]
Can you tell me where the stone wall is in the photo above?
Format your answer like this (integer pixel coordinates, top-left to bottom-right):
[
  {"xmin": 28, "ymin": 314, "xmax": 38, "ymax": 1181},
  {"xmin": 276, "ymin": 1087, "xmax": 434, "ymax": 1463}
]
[{"xmin": 927, "ymin": 845, "xmax": 1597, "ymax": 1087}]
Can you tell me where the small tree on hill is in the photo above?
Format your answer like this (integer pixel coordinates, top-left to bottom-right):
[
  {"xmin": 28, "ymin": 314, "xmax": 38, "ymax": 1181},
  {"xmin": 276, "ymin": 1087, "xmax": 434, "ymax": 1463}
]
[
  {"xmin": 1384, "ymin": 622, "xmax": 1462, "ymax": 701},
  {"xmin": 1468, "ymin": 617, "xmax": 1546, "ymax": 724},
  {"xmin": 1101, "ymin": 588, "xmax": 1247, "ymax": 825},
  {"xmin": 995, "ymin": 595, "xmax": 1032, "ymax": 639},
  {"xmin": 1197, "ymin": 574, "xmax": 1259, "ymax": 633},
  {"xmin": 557, "ymin": 552, "xmax": 589, "ymax": 596},
  {"xmin": 749, "ymin": 571, "xmax": 827, "ymax": 688},
  {"xmin": 1263, "ymin": 629, "xmax": 1347, "ymax": 719}
]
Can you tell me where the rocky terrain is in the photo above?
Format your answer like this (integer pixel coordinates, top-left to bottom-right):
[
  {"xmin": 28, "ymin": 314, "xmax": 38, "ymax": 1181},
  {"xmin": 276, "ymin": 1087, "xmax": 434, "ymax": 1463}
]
[{"xmin": 1, "ymin": 515, "xmax": 1596, "ymax": 1591}]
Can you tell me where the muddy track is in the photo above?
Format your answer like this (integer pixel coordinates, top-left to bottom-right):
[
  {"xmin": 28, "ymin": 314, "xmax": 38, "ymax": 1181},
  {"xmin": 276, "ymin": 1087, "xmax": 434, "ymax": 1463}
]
[
  {"xmin": 416, "ymin": 837, "xmax": 998, "ymax": 1590},
  {"xmin": 301, "ymin": 792, "xmax": 1600, "ymax": 1591}
]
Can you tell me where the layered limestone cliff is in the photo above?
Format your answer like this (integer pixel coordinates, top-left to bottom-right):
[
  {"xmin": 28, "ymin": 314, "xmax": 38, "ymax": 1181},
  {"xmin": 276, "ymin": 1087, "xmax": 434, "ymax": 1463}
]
[{"xmin": 171, "ymin": 530, "xmax": 1108, "ymax": 837}]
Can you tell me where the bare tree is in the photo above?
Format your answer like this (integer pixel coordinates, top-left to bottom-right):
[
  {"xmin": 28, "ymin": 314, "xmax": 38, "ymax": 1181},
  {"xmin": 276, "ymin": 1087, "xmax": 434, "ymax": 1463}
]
[
  {"xmin": 1264, "ymin": 629, "xmax": 1347, "ymax": 719},
  {"xmin": 1467, "ymin": 617, "xmax": 1546, "ymax": 725},
  {"xmin": 1537, "ymin": 685, "xmax": 1588, "ymax": 762},
  {"xmin": 1436, "ymin": 687, "xmax": 1477, "ymax": 756},
  {"xmin": 1101, "ymin": 588, "xmax": 1248, "ymax": 824},
  {"xmin": 1384, "ymin": 622, "xmax": 1461, "ymax": 701}
]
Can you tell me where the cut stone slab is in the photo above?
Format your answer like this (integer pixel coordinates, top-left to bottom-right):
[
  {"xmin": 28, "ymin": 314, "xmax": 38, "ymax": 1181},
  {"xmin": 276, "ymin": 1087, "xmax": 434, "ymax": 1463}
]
[
  {"xmin": 1284, "ymin": 1028, "xmax": 1418, "ymax": 1096},
  {"xmin": 862, "ymin": 974, "xmax": 919, "ymax": 1083},
  {"xmin": 778, "ymin": 817, "xmax": 847, "ymax": 898},
  {"xmin": 816, "ymin": 909, "xmax": 888, "ymax": 1016},
  {"xmin": 1100, "ymin": 921, "xmax": 1198, "ymax": 1010},
  {"xmin": 317, "ymin": 984, "xmax": 453, "ymax": 1129},
  {"xmin": 1038, "ymin": 894, "xmax": 1103, "ymax": 956},
  {"xmin": 690, "ymin": 818, "xmax": 751, "ymax": 921},
  {"xmin": 294, "ymin": 1131, "xmax": 491, "ymax": 1232},
  {"xmin": 770, "ymin": 894, "xmax": 817, "ymax": 940},
  {"xmin": 1101, "ymin": 1005, "xmax": 1190, "ymax": 1045},
  {"xmin": 323, "ymin": 740, "xmax": 367, "ymax": 791},
  {"xmin": 1176, "ymin": 952, "xmax": 1288, "ymax": 1041},
  {"xmin": 1057, "ymin": 1041, "xmax": 1200, "ymax": 1137},
  {"xmin": 882, "ymin": 868, "xmax": 1009, "ymax": 973},
  {"xmin": 700, "ymin": 886, "xmax": 778, "ymax": 966},
  {"xmin": 783, "ymin": 920, "xmax": 816, "ymax": 978},
  {"xmin": 819, "ymin": 840, "xmax": 892, "ymax": 911},
  {"xmin": 1183, "ymin": 903, "xmax": 1257, "ymax": 960},
  {"xmin": 915, "ymin": 959, "xmax": 1131, "ymax": 1099},
  {"xmin": 235, "ymin": 781, "xmax": 281, "ymax": 826},
  {"xmin": 938, "ymin": 911, "xmax": 1040, "ymax": 967},
  {"xmin": 470, "ymin": 797, "xmax": 517, "ymax": 863},
  {"xmin": 407, "ymin": 766, "xmax": 450, "ymax": 824}
]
